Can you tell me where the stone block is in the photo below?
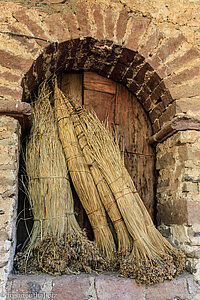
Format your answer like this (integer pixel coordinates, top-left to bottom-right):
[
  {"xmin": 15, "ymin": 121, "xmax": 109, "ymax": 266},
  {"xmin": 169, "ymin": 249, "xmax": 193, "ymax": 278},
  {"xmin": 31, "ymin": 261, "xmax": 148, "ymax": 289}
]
[
  {"xmin": 52, "ymin": 275, "xmax": 91, "ymax": 300},
  {"xmin": 156, "ymin": 152, "xmax": 175, "ymax": 169},
  {"xmin": 159, "ymin": 102, "xmax": 178, "ymax": 127},
  {"xmin": 92, "ymin": 4, "xmax": 104, "ymax": 40},
  {"xmin": 139, "ymin": 27, "xmax": 165, "ymax": 58},
  {"xmin": 76, "ymin": 2, "xmax": 90, "ymax": 37},
  {"xmin": 0, "ymin": 50, "xmax": 33, "ymax": 74},
  {"xmin": 149, "ymin": 101, "xmax": 165, "ymax": 122},
  {"xmin": 125, "ymin": 15, "xmax": 150, "ymax": 51},
  {"xmin": 63, "ymin": 11, "xmax": 80, "ymax": 39},
  {"xmin": 0, "ymin": 86, "xmax": 22, "ymax": 102},
  {"xmin": 145, "ymin": 277, "xmax": 187, "ymax": 300},
  {"xmin": 166, "ymin": 48, "xmax": 200, "ymax": 74},
  {"xmin": 170, "ymin": 80, "xmax": 200, "ymax": 100},
  {"xmin": 95, "ymin": 275, "xmax": 143, "ymax": 300},
  {"xmin": 44, "ymin": 13, "xmax": 70, "ymax": 42},
  {"xmin": 13, "ymin": 7, "xmax": 49, "ymax": 44},
  {"xmin": 9, "ymin": 275, "xmax": 53, "ymax": 300},
  {"xmin": 157, "ymin": 198, "xmax": 188, "ymax": 225},
  {"xmin": 116, "ymin": 9, "xmax": 129, "ymax": 43},
  {"xmin": 187, "ymin": 201, "xmax": 200, "ymax": 225},
  {"xmin": 105, "ymin": 7, "xmax": 117, "ymax": 40}
]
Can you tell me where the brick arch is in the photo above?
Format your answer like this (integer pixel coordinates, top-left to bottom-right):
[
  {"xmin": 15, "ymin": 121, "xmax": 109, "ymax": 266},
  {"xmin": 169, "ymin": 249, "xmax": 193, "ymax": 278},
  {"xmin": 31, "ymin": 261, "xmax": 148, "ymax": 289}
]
[
  {"xmin": 0, "ymin": 1, "xmax": 199, "ymax": 142},
  {"xmin": 22, "ymin": 38, "xmax": 170, "ymax": 136}
]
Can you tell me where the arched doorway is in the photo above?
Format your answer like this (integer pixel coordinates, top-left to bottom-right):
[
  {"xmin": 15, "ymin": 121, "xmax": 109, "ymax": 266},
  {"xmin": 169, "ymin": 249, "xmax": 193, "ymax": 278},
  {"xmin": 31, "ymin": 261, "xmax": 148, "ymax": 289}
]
[{"xmin": 16, "ymin": 70, "xmax": 156, "ymax": 250}]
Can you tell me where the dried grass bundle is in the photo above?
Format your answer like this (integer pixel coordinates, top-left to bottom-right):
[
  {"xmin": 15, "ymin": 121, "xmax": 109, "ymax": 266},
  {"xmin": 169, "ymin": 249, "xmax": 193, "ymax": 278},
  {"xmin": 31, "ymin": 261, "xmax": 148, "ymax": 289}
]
[
  {"xmin": 54, "ymin": 82, "xmax": 132, "ymax": 257},
  {"xmin": 14, "ymin": 82, "xmax": 110, "ymax": 274},
  {"xmin": 53, "ymin": 81, "xmax": 185, "ymax": 284},
  {"xmin": 54, "ymin": 82, "xmax": 116, "ymax": 260},
  {"xmin": 76, "ymin": 103, "xmax": 186, "ymax": 284}
]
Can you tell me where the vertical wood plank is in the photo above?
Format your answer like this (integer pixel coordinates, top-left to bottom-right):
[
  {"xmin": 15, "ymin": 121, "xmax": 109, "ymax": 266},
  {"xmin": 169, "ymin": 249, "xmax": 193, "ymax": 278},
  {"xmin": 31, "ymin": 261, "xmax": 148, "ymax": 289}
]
[
  {"xmin": 115, "ymin": 83, "xmax": 156, "ymax": 220},
  {"xmin": 84, "ymin": 72, "xmax": 116, "ymax": 130},
  {"xmin": 60, "ymin": 72, "xmax": 83, "ymax": 105}
]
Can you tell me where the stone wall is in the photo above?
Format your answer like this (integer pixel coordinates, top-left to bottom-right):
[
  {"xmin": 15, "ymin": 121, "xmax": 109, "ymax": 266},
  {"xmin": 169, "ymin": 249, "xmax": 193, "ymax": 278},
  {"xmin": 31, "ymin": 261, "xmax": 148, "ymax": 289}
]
[
  {"xmin": 157, "ymin": 130, "xmax": 200, "ymax": 283},
  {"xmin": 0, "ymin": 116, "xmax": 20, "ymax": 300}
]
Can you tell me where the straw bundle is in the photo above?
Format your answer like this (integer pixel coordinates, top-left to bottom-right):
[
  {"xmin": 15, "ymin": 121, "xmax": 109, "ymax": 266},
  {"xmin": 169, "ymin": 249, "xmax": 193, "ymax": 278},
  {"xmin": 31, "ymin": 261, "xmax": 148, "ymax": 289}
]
[
  {"xmin": 53, "ymin": 81, "xmax": 185, "ymax": 284},
  {"xmin": 54, "ymin": 82, "xmax": 116, "ymax": 260},
  {"xmin": 54, "ymin": 82, "xmax": 132, "ymax": 257},
  {"xmin": 14, "ymin": 82, "xmax": 110, "ymax": 274},
  {"xmin": 75, "ymin": 103, "xmax": 186, "ymax": 284}
]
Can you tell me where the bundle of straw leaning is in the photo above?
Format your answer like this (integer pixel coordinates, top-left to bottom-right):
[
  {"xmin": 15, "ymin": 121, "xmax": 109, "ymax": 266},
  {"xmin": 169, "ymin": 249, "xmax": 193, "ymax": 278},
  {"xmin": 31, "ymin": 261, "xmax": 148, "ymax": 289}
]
[
  {"xmin": 54, "ymin": 81, "xmax": 186, "ymax": 284},
  {"xmin": 15, "ymin": 82, "xmax": 110, "ymax": 274},
  {"xmin": 54, "ymin": 81, "xmax": 116, "ymax": 260},
  {"xmin": 54, "ymin": 82, "xmax": 132, "ymax": 257}
]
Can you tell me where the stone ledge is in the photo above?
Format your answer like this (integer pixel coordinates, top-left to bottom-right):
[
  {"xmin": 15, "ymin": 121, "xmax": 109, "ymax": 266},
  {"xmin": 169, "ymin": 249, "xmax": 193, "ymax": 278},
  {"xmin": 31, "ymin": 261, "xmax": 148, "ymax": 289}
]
[
  {"xmin": 0, "ymin": 101, "xmax": 32, "ymax": 131},
  {"xmin": 149, "ymin": 115, "xmax": 200, "ymax": 145},
  {"xmin": 6, "ymin": 272, "xmax": 197, "ymax": 300}
]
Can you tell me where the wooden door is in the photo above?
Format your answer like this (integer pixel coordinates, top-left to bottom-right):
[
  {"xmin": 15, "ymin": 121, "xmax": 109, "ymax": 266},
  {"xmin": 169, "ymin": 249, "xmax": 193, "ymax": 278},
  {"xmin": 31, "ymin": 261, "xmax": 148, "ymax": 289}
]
[{"xmin": 60, "ymin": 71, "xmax": 156, "ymax": 229}]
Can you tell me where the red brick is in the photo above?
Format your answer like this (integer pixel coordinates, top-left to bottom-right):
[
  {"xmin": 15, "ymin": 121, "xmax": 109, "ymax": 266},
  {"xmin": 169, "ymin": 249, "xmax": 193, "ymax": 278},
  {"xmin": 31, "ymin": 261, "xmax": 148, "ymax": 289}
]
[
  {"xmin": 149, "ymin": 101, "xmax": 165, "ymax": 122},
  {"xmin": 0, "ymin": 50, "xmax": 33, "ymax": 73},
  {"xmin": 146, "ymin": 72, "xmax": 161, "ymax": 91},
  {"xmin": 6, "ymin": 24, "xmax": 39, "ymax": 53},
  {"xmin": 136, "ymin": 84, "xmax": 151, "ymax": 104},
  {"xmin": 131, "ymin": 53, "xmax": 145, "ymax": 70},
  {"xmin": 170, "ymin": 80, "xmax": 200, "ymax": 100},
  {"xmin": 0, "ymin": 86, "xmax": 22, "ymax": 101},
  {"xmin": 52, "ymin": 275, "xmax": 90, "ymax": 300},
  {"xmin": 119, "ymin": 48, "xmax": 136, "ymax": 66},
  {"xmin": 9, "ymin": 275, "xmax": 53, "ymax": 300},
  {"xmin": 63, "ymin": 11, "xmax": 80, "ymax": 39},
  {"xmin": 125, "ymin": 15, "xmax": 150, "ymax": 51},
  {"xmin": 157, "ymin": 198, "xmax": 188, "ymax": 225},
  {"xmin": 159, "ymin": 34, "xmax": 186, "ymax": 61},
  {"xmin": 187, "ymin": 200, "xmax": 200, "ymax": 225},
  {"xmin": 134, "ymin": 63, "xmax": 153, "ymax": 85},
  {"xmin": 122, "ymin": 66, "xmax": 134, "ymax": 86},
  {"xmin": 110, "ymin": 62, "xmax": 127, "ymax": 82},
  {"xmin": 92, "ymin": 4, "xmax": 104, "ymax": 40},
  {"xmin": 76, "ymin": 2, "xmax": 90, "ymax": 36},
  {"xmin": 150, "ymin": 82, "xmax": 166, "ymax": 104},
  {"xmin": 139, "ymin": 27, "xmax": 165, "ymax": 58},
  {"xmin": 96, "ymin": 275, "xmax": 143, "ymax": 300},
  {"xmin": 169, "ymin": 65, "xmax": 200, "ymax": 85},
  {"xmin": 13, "ymin": 8, "xmax": 49, "ymax": 46},
  {"xmin": 127, "ymin": 81, "xmax": 140, "ymax": 94},
  {"xmin": 143, "ymin": 96, "xmax": 153, "ymax": 112},
  {"xmin": 105, "ymin": 7, "xmax": 117, "ymax": 40},
  {"xmin": 43, "ymin": 13, "xmax": 70, "ymax": 42},
  {"xmin": 152, "ymin": 119, "xmax": 160, "ymax": 133},
  {"xmin": 159, "ymin": 102, "xmax": 177, "ymax": 127},
  {"xmin": 116, "ymin": 9, "xmax": 129, "ymax": 43},
  {"xmin": 161, "ymin": 91, "xmax": 173, "ymax": 107},
  {"xmin": 148, "ymin": 34, "xmax": 186, "ymax": 69},
  {"xmin": 166, "ymin": 47, "xmax": 200, "ymax": 74},
  {"xmin": 145, "ymin": 277, "xmax": 187, "ymax": 300},
  {"xmin": 0, "ymin": 71, "xmax": 21, "ymax": 83}
]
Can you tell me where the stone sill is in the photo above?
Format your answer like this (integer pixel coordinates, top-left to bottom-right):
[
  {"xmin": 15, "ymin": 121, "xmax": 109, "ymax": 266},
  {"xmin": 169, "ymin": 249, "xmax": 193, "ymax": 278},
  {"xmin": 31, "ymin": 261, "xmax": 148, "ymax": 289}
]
[{"xmin": 6, "ymin": 272, "xmax": 197, "ymax": 300}]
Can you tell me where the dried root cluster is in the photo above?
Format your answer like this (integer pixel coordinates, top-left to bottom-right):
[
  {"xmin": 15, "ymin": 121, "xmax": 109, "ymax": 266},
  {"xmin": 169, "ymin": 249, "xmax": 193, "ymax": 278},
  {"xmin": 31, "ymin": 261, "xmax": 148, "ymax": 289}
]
[{"xmin": 14, "ymin": 233, "xmax": 113, "ymax": 275}]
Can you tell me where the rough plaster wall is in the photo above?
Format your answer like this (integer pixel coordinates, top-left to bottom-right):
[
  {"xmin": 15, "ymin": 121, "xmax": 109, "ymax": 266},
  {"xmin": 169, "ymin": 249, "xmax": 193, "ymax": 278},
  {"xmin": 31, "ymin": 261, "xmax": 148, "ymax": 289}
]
[{"xmin": 0, "ymin": 116, "xmax": 20, "ymax": 300}]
